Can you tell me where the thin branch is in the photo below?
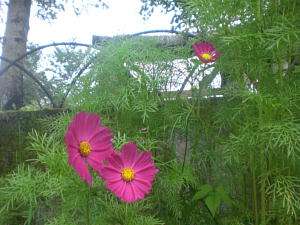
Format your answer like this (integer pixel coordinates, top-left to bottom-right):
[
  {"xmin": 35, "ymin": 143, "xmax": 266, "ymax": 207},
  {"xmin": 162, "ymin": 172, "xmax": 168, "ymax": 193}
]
[
  {"xmin": 59, "ymin": 59, "xmax": 94, "ymax": 108},
  {"xmin": 0, "ymin": 56, "xmax": 56, "ymax": 108},
  {"xmin": 130, "ymin": 29, "xmax": 196, "ymax": 38},
  {"xmin": 0, "ymin": 42, "xmax": 91, "ymax": 77},
  {"xmin": 177, "ymin": 64, "xmax": 214, "ymax": 96},
  {"xmin": 178, "ymin": 64, "xmax": 200, "ymax": 95}
]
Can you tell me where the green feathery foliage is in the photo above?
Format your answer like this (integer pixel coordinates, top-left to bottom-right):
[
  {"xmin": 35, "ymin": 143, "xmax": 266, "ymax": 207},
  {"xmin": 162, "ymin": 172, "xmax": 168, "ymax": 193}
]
[{"xmin": 1, "ymin": 0, "xmax": 300, "ymax": 224}]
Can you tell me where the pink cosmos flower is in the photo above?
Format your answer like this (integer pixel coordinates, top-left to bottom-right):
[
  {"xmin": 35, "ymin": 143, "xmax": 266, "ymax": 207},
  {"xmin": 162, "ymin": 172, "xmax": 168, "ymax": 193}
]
[
  {"xmin": 100, "ymin": 142, "xmax": 158, "ymax": 203},
  {"xmin": 192, "ymin": 41, "xmax": 220, "ymax": 63},
  {"xmin": 64, "ymin": 112, "xmax": 114, "ymax": 186}
]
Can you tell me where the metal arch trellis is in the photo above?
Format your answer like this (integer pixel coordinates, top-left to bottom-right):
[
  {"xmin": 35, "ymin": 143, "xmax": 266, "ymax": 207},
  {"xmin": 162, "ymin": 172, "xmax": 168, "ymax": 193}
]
[
  {"xmin": 0, "ymin": 42, "xmax": 93, "ymax": 108},
  {"xmin": 0, "ymin": 30, "xmax": 197, "ymax": 108},
  {"xmin": 0, "ymin": 56, "xmax": 56, "ymax": 107},
  {"xmin": 0, "ymin": 42, "xmax": 91, "ymax": 77},
  {"xmin": 130, "ymin": 29, "xmax": 196, "ymax": 37}
]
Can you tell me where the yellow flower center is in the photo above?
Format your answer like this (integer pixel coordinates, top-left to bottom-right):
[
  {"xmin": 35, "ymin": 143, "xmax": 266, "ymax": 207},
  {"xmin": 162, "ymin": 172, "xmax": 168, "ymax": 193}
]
[
  {"xmin": 201, "ymin": 53, "xmax": 212, "ymax": 60},
  {"xmin": 79, "ymin": 141, "xmax": 91, "ymax": 157},
  {"xmin": 121, "ymin": 167, "xmax": 135, "ymax": 182}
]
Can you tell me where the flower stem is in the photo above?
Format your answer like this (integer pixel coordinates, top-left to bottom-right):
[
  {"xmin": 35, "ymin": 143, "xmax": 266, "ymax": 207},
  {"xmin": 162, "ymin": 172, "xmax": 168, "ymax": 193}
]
[
  {"xmin": 251, "ymin": 151, "xmax": 258, "ymax": 225},
  {"xmin": 86, "ymin": 186, "xmax": 91, "ymax": 225},
  {"xmin": 258, "ymin": 102, "xmax": 266, "ymax": 225},
  {"xmin": 252, "ymin": 166, "xmax": 258, "ymax": 225},
  {"xmin": 181, "ymin": 112, "xmax": 191, "ymax": 173}
]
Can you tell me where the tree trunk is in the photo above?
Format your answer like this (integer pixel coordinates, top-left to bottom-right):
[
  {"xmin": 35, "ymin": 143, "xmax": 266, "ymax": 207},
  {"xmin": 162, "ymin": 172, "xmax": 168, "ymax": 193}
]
[{"xmin": 0, "ymin": 0, "xmax": 32, "ymax": 110}]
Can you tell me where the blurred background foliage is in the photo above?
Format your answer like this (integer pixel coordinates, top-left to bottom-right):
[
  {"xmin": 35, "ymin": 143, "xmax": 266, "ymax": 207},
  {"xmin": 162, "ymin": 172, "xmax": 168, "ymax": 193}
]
[{"xmin": 1, "ymin": 0, "xmax": 300, "ymax": 224}]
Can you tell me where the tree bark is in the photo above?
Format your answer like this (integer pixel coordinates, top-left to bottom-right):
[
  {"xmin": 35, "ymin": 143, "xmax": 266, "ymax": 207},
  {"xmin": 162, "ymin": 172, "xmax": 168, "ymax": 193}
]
[{"xmin": 0, "ymin": 0, "xmax": 32, "ymax": 110}]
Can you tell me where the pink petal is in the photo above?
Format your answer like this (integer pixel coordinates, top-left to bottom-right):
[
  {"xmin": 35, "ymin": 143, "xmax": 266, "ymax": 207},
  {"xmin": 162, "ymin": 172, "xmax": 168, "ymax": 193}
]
[
  {"xmin": 107, "ymin": 154, "xmax": 124, "ymax": 170},
  {"xmin": 136, "ymin": 165, "xmax": 157, "ymax": 177},
  {"xmin": 107, "ymin": 180, "xmax": 126, "ymax": 198},
  {"xmin": 72, "ymin": 112, "xmax": 101, "ymax": 141},
  {"xmin": 120, "ymin": 142, "xmax": 138, "ymax": 167},
  {"xmin": 131, "ymin": 181, "xmax": 148, "ymax": 199},
  {"xmin": 86, "ymin": 154, "xmax": 104, "ymax": 173},
  {"xmin": 121, "ymin": 183, "xmax": 137, "ymax": 203},
  {"xmin": 92, "ymin": 144, "xmax": 114, "ymax": 155},
  {"xmin": 212, "ymin": 50, "xmax": 221, "ymax": 60},
  {"xmin": 105, "ymin": 179, "xmax": 146, "ymax": 203},
  {"xmin": 135, "ymin": 173, "xmax": 155, "ymax": 188},
  {"xmin": 134, "ymin": 175, "xmax": 152, "ymax": 189},
  {"xmin": 64, "ymin": 127, "xmax": 79, "ymax": 147},
  {"xmin": 72, "ymin": 112, "xmax": 91, "ymax": 139},
  {"xmin": 133, "ymin": 151, "xmax": 153, "ymax": 168},
  {"xmin": 101, "ymin": 166, "xmax": 121, "ymax": 181},
  {"xmin": 89, "ymin": 127, "xmax": 112, "ymax": 144},
  {"xmin": 133, "ymin": 179, "xmax": 152, "ymax": 195},
  {"xmin": 65, "ymin": 129, "xmax": 80, "ymax": 157},
  {"xmin": 67, "ymin": 146, "xmax": 80, "ymax": 165},
  {"xmin": 134, "ymin": 180, "xmax": 152, "ymax": 195},
  {"xmin": 88, "ymin": 146, "xmax": 113, "ymax": 163},
  {"xmin": 89, "ymin": 128, "xmax": 114, "ymax": 156},
  {"xmin": 193, "ymin": 42, "xmax": 215, "ymax": 55},
  {"xmin": 70, "ymin": 156, "xmax": 92, "ymax": 186}
]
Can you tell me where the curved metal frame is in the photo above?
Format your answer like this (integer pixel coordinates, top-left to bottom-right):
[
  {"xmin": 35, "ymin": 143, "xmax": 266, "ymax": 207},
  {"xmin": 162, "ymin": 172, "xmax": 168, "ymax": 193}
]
[{"xmin": 0, "ymin": 30, "xmax": 197, "ymax": 108}]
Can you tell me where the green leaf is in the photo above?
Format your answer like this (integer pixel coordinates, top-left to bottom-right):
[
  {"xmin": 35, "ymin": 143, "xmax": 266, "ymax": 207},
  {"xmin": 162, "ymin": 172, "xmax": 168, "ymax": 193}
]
[
  {"xmin": 215, "ymin": 186, "xmax": 232, "ymax": 205},
  {"xmin": 205, "ymin": 193, "xmax": 221, "ymax": 217},
  {"xmin": 193, "ymin": 184, "xmax": 213, "ymax": 201}
]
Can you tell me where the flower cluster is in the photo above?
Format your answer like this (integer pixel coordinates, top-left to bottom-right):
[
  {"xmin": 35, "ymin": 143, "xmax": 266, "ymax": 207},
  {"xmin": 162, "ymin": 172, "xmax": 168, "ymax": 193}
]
[{"xmin": 64, "ymin": 112, "xmax": 158, "ymax": 203}]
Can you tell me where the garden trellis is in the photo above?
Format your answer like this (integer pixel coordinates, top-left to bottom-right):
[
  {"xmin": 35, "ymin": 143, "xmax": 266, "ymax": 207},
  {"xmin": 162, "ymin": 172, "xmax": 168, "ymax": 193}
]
[{"xmin": 0, "ymin": 29, "xmax": 200, "ymax": 109}]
